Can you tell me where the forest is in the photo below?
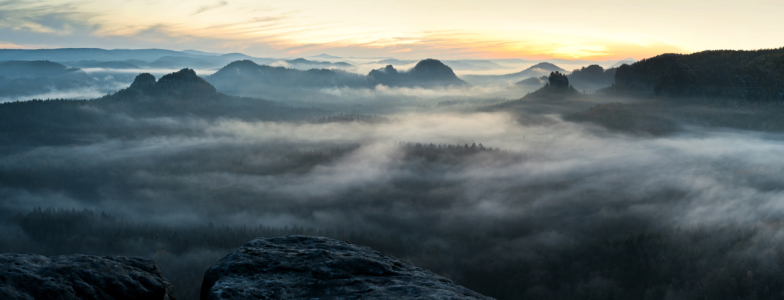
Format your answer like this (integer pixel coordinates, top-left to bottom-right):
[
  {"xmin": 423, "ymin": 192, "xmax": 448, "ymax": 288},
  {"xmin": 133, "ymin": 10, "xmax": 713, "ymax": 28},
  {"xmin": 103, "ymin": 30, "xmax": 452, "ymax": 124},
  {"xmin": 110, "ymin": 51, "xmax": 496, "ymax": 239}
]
[{"xmin": 606, "ymin": 48, "xmax": 784, "ymax": 101}]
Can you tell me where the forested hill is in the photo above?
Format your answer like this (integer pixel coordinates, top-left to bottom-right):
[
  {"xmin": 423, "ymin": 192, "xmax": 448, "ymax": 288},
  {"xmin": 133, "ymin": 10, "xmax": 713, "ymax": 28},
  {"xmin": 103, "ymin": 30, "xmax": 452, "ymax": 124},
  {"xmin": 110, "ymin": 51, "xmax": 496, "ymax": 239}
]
[
  {"xmin": 0, "ymin": 61, "xmax": 82, "ymax": 78},
  {"xmin": 206, "ymin": 60, "xmax": 366, "ymax": 91},
  {"xmin": 0, "ymin": 69, "xmax": 321, "ymax": 146},
  {"xmin": 605, "ymin": 48, "xmax": 784, "ymax": 101},
  {"xmin": 367, "ymin": 59, "xmax": 469, "ymax": 88}
]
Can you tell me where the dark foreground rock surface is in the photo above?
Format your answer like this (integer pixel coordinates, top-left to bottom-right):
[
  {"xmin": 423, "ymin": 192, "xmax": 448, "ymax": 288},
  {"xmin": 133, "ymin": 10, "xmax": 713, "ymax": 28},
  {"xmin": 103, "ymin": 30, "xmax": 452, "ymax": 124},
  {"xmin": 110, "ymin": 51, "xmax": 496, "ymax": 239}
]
[
  {"xmin": 0, "ymin": 254, "xmax": 175, "ymax": 300},
  {"xmin": 201, "ymin": 236, "xmax": 494, "ymax": 300}
]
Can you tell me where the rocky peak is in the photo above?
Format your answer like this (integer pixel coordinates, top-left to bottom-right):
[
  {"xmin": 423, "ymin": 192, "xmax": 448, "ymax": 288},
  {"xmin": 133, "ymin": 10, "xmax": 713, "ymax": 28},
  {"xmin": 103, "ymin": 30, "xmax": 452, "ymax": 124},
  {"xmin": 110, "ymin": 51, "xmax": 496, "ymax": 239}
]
[
  {"xmin": 409, "ymin": 58, "xmax": 459, "ymax": 80},
  {"xmin": 130, "ymin": 73, "xmax": 156, "ymax": 90},
  {"xmin": 0, "ymin": 254, "xmax": 175, "ymax": 300},
  {"xmin": 157, "ymin": 69, "xmax": 214, "ymax": 91},
  {"xmin": 125, "ymin": 68, "xmax": 217, "ymax": 99},
  {"xmin": 201, "ymin": 236, "xmax": 494, "ymax": 300},
  {"xmin": 383, "ymin": 64, "xmax": 398, "ymax": 74}
]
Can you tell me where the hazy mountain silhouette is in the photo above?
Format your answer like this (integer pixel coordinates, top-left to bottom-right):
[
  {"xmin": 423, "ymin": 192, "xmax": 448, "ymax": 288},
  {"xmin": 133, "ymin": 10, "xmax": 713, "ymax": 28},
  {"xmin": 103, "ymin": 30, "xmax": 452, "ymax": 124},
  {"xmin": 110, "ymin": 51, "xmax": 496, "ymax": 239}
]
[
  {"xmin": 514, "ymin": 76, "xmax": 548, "ymax": 88},
  {"xmin": 461, "ymin": 62, "xmax": 566, "ymax": 85},
  {"xmin": 0, "ymin": 68, "xmax": 322, "ymax": 145},
  {"xmin": 309, "ymin": 54, "xmax": 343, "ymax": 59},
  {"xmin": 567, "ymin": 65, "xmax": 617, "ymax": 93},
  {"xmin": 0, "ymin": 61, "xmax": 81, "ymax": 78},
  {"xmin": 375, "ymin": 59, "xmax": 417, "ymax": 65},
  {"xmin": 282, "ymin": 58, "xmax": 353, "ymax": 70},
  {"xmin": 67, "ymin": 61, "xmax": 141, "ymax": 69},
  {"xmin": 373, "ymin": 59, "xmax": 514, "ymax": 72},
  {"xmin": 442, "ymin": 60, "xmax": 513, "ymax": 71},
  {"xmin": 609, "ymin": 59, "xmax": 637, "ymax": 68},
  {"xmin": 368, "ymin": 59, "xmax": 468, "ymax": 88},
  {"xmin": 204, "ymin": 60, "xmax": 366, "ymax": 98},
  {"xmin": 0, "ymin": 61, "xmax": 103, "ymax": 100}
]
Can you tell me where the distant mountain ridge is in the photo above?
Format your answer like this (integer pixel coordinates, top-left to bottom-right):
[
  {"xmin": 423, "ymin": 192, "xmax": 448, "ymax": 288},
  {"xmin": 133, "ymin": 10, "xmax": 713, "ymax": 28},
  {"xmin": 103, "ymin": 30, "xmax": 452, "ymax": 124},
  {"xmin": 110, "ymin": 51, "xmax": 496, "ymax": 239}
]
[
  {"xmin": 0, "ymin": 61, "xmax": 81, "ymax": 78},
  {"xmin": 461, "ymin": 62, "xmax": 566, "ymax": 85},
  {"xmin": 0, "ymin": 61, "xmax": 102, "ymax": 100},
  {"xmin": 207, "ymin": 60, "xmax": 366, "ymax": 89},
  {"xmin": 0, "ymin": 48, "xmax": 201, "ymax": 62},
  {"xmin": 208, "ymin": 58, "xmax": 468, "ymax": 98},
  {"xmin": 368, "ymin": 59, "xmax": 468, "ymax": 88},
  {"xmin": 281, "ymin": 58, "xmax": 353, "ymax": 70}
]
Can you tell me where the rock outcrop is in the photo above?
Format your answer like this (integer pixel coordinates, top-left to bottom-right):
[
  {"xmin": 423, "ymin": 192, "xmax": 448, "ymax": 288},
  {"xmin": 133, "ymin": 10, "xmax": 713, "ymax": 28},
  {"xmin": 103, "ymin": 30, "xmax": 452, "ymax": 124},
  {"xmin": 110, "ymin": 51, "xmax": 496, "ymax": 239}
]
[
  {"xmin": 114, "ymin": 68, "xmax": 218, "ymax": 101},
  {"xmin": 0, "ymin": 254, "xmax": 175, "ymax": 300},
  {"xmin": 201, "ymin": 236, "xmax": 493, "ymax": 300}
]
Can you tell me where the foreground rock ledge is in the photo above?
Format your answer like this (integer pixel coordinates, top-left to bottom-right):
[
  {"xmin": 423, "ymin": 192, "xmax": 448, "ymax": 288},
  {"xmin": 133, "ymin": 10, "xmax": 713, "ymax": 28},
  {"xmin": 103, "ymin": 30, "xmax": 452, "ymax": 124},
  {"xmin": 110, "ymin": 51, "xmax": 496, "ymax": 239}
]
[
  {"xmin": 0, "ymin": 254, "xmax": 175, "ymax": 300},
  {"xmin": 201, "ymin": 236, "xmax": 494, "ymax": 300}
]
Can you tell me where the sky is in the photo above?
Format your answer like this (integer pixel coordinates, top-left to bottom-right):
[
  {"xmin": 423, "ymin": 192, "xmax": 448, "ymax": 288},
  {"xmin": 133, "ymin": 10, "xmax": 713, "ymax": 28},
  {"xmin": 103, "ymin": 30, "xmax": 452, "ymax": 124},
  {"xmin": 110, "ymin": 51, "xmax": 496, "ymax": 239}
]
[{"xmin": 0, "ymin": 0, "xmax": 782, "ymax": 60}]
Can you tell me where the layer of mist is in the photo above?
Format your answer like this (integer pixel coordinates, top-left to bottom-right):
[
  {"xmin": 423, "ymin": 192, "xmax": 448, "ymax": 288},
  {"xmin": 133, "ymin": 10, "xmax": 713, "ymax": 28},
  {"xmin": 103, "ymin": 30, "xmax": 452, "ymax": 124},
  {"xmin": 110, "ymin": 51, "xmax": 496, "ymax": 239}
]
[{"xmin": 3, "ymin": 99, "xmax": 784, "ymax": 298}]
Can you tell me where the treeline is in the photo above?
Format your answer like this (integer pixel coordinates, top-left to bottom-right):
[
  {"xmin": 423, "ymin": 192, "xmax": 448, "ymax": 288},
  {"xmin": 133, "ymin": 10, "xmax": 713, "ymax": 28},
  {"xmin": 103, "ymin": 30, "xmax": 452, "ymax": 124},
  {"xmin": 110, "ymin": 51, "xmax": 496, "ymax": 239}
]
[
  {"xmin": 567, "ymin": 99, "xmax": 784, "ymax": 134},
  {"xmin": 401, "ymin": 142, "xmax": 502, "ymax": 163},
  {"xmin": 309, "ymin": 113, "xmax": 389, "ymax": 124},
  {"xmin": 607, "ymin": 48, "xmax": 784, "ymax": 101}
]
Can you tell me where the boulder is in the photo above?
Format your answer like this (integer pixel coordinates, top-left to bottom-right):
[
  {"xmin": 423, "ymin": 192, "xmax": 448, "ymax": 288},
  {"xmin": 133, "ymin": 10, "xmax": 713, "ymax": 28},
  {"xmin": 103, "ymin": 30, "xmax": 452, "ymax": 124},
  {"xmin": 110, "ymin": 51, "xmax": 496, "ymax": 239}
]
[
  {"xmin": 0, "ymin": 254, "xmax": 175, "ymax": 300},
  {"xmin": 201, "ymin": 236, "xmax": 494, "ymax": 300}
]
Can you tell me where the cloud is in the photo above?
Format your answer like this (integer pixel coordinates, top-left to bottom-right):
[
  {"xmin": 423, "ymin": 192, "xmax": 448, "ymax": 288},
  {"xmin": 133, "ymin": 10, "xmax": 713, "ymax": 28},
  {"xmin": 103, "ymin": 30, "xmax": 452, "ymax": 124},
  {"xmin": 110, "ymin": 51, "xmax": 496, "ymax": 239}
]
[
  {"xmin": 317, "ymin": 84, "xmax": 509, "ymax": 100},
  {"xmin": 192, "ymin": 1, "xmax": 228, "ymax": 15},
  {"xmin": 3, "ymin": 101, "xmax": 784, "ymax": 297}
]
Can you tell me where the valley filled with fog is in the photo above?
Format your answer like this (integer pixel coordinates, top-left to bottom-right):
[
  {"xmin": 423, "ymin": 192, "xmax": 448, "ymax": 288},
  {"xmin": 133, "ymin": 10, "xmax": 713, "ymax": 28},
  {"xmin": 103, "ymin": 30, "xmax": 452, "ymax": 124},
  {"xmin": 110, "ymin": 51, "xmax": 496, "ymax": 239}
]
[{"xmin": 2, "ymin": 48, "xmax": 784, "ymax": 300}]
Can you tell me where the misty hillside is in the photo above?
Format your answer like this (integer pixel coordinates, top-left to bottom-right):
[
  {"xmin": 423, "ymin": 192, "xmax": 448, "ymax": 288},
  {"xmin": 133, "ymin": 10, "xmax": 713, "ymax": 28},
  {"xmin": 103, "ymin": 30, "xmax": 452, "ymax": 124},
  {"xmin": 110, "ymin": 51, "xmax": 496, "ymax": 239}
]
[
  {"xmin": 514, "ymin": 76, "xmax": 548, "ymax": 88},
  {"xmin": 206, "ymin": 60, "xmax": 366, "ymax": 97},
  {"xmin": 96, "ymin": 68, "xmax": 324, "ymax": 119},
  {"xmin": 0, "ymin": 61, "xmax": 113, "ymax": 101},
  {"xmin": 0, "ymin": 48, "xmax": 202, "ymax": 62},
  {"xmin": 461, "ymin": 62, "xmax": 566, "ymax": 85},
  {"xmin": 490, "ymin": 66, "xmax": 784, "ymax": 135},
  {"xmin": 442, "ymin": 60, "xmax": 514, "ymax": 71},
  {"xmin": 0, "ymin": 68, "xmax": 323, "ymax": 146},
  {"xmin": 367, "ymin": 59, "xmax": 469, "ymax": 88},
  {"xmin": 0, "ymin": 61, "xmax": 83, "ymax": 78},
  {"xmin": 492, "ymin": 71, "xmax": 583, "ymax": 107},
  {"xmin": 66, "ymin": 60, "xmax": 142, "ymax": 69},
  {"xmin": 605, "ymin": 48, "xmax": 784, "ymax": 101},
  {"xmin": 567, "ymin": 65, "xmax": 617, "ymax": 93}
]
